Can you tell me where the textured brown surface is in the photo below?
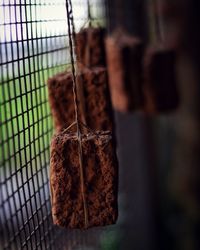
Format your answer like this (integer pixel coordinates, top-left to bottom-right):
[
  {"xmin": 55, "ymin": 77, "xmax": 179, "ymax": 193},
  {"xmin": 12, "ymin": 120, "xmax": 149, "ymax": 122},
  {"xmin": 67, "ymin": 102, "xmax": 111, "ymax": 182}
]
[
  {"xmin": 47, "ymin": 72, "xmax": 75, "ymax": 131},
  {"xmin": 48, "ymin": 68, "xmax": 114, "ymax": 132},
  {"xmin": 78, "ymin": 67, "xmax": 114, "ymax": 131},
  {"xmin": 50, "ymin": 130, "xmax": 118, "ymax": 229},
  {"xmin": 75, "ymin": 27, "xmax": 106, "ymax": 69},
  {"xmin": 143, "ymin": 47, "xmax": 179, "ymax": 113},
  {"xmin": 47, "ymin": 72, "xmax": 84, "ymax": 131},
  {"xmin": 105, "ymin": 31, "xmax": 144, "ymax": 112}
]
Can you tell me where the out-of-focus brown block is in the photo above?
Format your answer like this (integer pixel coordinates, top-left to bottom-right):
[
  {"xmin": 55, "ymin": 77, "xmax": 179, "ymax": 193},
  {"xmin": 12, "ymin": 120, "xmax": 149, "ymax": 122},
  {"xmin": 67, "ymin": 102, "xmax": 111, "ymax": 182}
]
[
  {"xmin": 50, "ymin": 129, "xmax": 118, "ymax": 229},
  {"xmin": 78, "ymin": 67, "xmax": 114, "ymax": 131},
  {"xmin": 143, "ymin": 47, "xmax": 179, "ymax": 113},
  {"xmin": 75, "ymin": 27, "xmax": 106, "ymax": 68},
  {"xmin": 105, "ymin": 31, "xmax": 144, "ymax": 112}
]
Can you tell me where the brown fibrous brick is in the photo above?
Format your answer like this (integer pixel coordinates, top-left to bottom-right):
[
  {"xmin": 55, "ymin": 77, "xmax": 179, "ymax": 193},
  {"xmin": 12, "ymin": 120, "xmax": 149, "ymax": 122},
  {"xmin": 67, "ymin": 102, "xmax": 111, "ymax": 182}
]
[
  {"xmin": 50, "ymin": 130, "xmax": 118, "ymax": 229},
  {"xmin": 47, "ymin": 68, "xmax": 114, "ymax": 132},
  {"xmin": 105, "ymin": 31, "xmax": 144, "ymax": 112},
  {"xmin": 47, "ymin": 72, "xmax": 84, "ymax": 131}
]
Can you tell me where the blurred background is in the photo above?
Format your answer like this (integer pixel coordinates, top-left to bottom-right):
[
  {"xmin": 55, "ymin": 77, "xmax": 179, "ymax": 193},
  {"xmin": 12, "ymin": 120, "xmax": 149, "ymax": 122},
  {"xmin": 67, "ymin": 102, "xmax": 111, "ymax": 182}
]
[{"xmin": 1, "ymin": 0, "xmax": 200, "ymax": 249}]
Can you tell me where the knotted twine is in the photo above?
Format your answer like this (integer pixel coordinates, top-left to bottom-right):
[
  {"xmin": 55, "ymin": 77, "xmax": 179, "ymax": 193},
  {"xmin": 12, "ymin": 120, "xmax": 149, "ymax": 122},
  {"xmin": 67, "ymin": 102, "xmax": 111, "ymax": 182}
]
[{"xmin": 65, "ymin": 0, "xmax": 89, "ymax": 229}]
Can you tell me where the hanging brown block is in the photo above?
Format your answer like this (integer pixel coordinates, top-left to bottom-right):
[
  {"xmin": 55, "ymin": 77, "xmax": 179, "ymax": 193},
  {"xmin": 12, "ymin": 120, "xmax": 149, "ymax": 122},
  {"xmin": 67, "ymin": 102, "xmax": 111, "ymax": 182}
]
[
  {"xmin": 105, "ymin": 31, "xmax": 144, "ymax": 112},
  {"xmin": 47, "ymin": 72, "xmax": 84, "ymax": 131},
  {"xmin": 75, "ymin": 27, "xmax": 106, "ymax": 68},
  {"xmin": 78, "ymin": 67, "xmax": 114, "ymax": 131},
  {"xmin": 143, "ymin": 47, "xmax": 179, "ymax": 113},
  {"xmin": 48, "ymin": 68, "xmax": 114, "ymax": 132},
  {"xmin": 50, "ymin": 129, "xmax": 118, "ymax": 229},
  {"xmin": 48, "ymin": 72, "xmax": 75, "ymax": 131}
]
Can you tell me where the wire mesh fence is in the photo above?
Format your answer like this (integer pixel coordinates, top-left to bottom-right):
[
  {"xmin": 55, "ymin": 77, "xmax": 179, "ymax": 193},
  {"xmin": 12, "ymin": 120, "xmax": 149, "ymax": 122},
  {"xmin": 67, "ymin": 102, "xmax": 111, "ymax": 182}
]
[{"xmin": 0, "ymin": 0, "xmax": 106, "ymax": 249}]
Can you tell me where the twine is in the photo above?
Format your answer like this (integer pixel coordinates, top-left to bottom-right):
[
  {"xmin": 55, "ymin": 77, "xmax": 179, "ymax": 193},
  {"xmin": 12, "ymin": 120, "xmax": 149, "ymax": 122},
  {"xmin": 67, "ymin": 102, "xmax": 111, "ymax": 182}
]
[
  {"xmin": 87, "ymin": 0, "xmax": 92, "ymax": 26},
  {"xmin": 65, "ymin": 0, "xmax": 89, "ymax": 229},
  {"xmin": 151, "ymin": 0, "xmax": 165, "ymax": 44},
  {"xmin": 81, "ymin": 0, "xmax": 95, "ymax": 29}
]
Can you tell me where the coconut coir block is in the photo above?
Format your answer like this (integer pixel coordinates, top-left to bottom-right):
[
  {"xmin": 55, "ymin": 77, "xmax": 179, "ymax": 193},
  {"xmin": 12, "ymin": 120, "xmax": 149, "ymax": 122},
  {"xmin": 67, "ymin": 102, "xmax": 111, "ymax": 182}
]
[
  {"xmin": 47, "ymin": 72, "xmax": 75, "ymax": 131},
  {"xmin": 105, "ymin": 31, "xmax": 144, "ymax": 112},
  {"xmin": 143, "ymin": 47, "xmax": 179, "ymax": 113},
  {"xmin": 48, "ymin": 68, "xmax": 114, "ymax": 132},
  {"xmin": 50, "ymin": 129, "xmax": 118, "ymax": 229},
  {"xmin": 78, "ymin": 67, "xmax": 114, "ymax": 131},
  {"xmin": 47, "ymin": 72, "xmax": 85, "ymax": 131},
  {"xmin": 75, "ymin": 27, "xmax": 106, "ymax": 69}
]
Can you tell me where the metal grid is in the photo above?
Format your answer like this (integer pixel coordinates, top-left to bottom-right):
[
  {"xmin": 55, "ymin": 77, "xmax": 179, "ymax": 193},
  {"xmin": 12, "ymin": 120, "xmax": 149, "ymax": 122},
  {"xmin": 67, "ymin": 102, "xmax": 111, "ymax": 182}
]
[{"xmin": 0, "ymin": 0, "xmax": 105, "ymax": 249}]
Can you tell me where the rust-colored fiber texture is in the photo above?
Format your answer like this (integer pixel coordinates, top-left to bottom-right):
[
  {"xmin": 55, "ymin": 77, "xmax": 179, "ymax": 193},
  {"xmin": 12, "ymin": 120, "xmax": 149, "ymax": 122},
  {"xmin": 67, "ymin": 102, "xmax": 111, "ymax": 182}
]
[
  {"xmin": 143, "ymin": 48, "xmax": 179, "ymax": 113},
  {"xmin": 47, "ymin": 72, "xmax": 84, "ymax": 131},
  {"xmin": 105, "ymin": 32, "xmax": 144, "ymax": 112},
  {"xmin": 48, "ymin": 68, "xmax": 114, "ymax": 132},
  {"xmin": 78, "ymin": 67, "xmax": 114, "ymax": 131},
  {"xmin": 75, "ymin": 27, "xmax": 106, "ymax": 69},
  {"xmin": 47, "ymin": 72, "xmax": 75, "ymax": 131},
  {"xmin": 50, "ymin": 130, "xmax": 118, "ymax": 229}
]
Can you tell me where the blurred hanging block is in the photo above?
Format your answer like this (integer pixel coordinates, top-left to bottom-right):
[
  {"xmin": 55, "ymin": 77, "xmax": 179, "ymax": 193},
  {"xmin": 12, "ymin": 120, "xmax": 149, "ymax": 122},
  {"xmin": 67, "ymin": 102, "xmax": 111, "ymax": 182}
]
[
  {"xmin": 143, "ymin": 47, "xmax": 179, "ymax": 113},
  {"xmin": 78, "ymin": 67, "xmax": 114, "ymax": 131},
  {"xmin": 47, "ymin": 72, "xmax": 75, "ymax": 131},
  {"xmin": 75, "ymin": 27, "xmax": 106, "ymax": 69},
  {"xmin": 155, "ymin": 1, "xmax": 184, "ymax": 48},
  {"xmin": 50, "ymin": 127, "xmax": 118, "ymax": 229},
  {"xmin": 105, "ymin": 30, "xmax": 144, "ymax": 112}
]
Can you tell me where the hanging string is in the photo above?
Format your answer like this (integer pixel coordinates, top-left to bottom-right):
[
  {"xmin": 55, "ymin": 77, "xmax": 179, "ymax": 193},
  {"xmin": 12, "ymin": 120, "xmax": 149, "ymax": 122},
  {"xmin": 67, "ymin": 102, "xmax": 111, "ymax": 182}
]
[
  {"xmin": 87, "ymin": 0, "xmax": 92, "ymax": 26},
  {"xmin": 68, "ymin": 0, "xmax": 87, "ymax": 125},
  {"xmin": 68, "ymin": 0, "xmax": 76, "ymax": 41},
  {"xmin": 65, "ymin": 0, "xmax": 89, "ymax": 229},
  {"xmin": 152, "ymin": 0, "xmax": 164, "ymax": 43},
  {"xmin": 116, "ymin": 0, "xmax": 125, "ymax": 30}
]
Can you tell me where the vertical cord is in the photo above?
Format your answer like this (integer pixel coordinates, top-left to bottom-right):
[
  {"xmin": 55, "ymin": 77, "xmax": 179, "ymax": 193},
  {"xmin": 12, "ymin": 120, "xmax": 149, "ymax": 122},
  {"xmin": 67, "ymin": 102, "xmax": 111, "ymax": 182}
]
[
  {"xmin": 87, "ymin": 0, "xmax": 92, "ymax": 26},
  {"xmin": 152, "ymin": 0, "xmax": 164, "ymax": 43},
  {"xmin": 66, "ymin": 0, "xmax": 79, "ymax": 124},
  {"xmin": 69, "ymin": 0, "xmax": 87, "ymax": 124},
  {"xmin": 69, "ymin": 0, "xmax": 76, "ymax": 41},
  {"xmin": 66, "ymin": 0, "xmax": 89, "ymax": 229},
  {"xmin": 116, "ymin": 0, "xmax": 124, "ymax": 29}
]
